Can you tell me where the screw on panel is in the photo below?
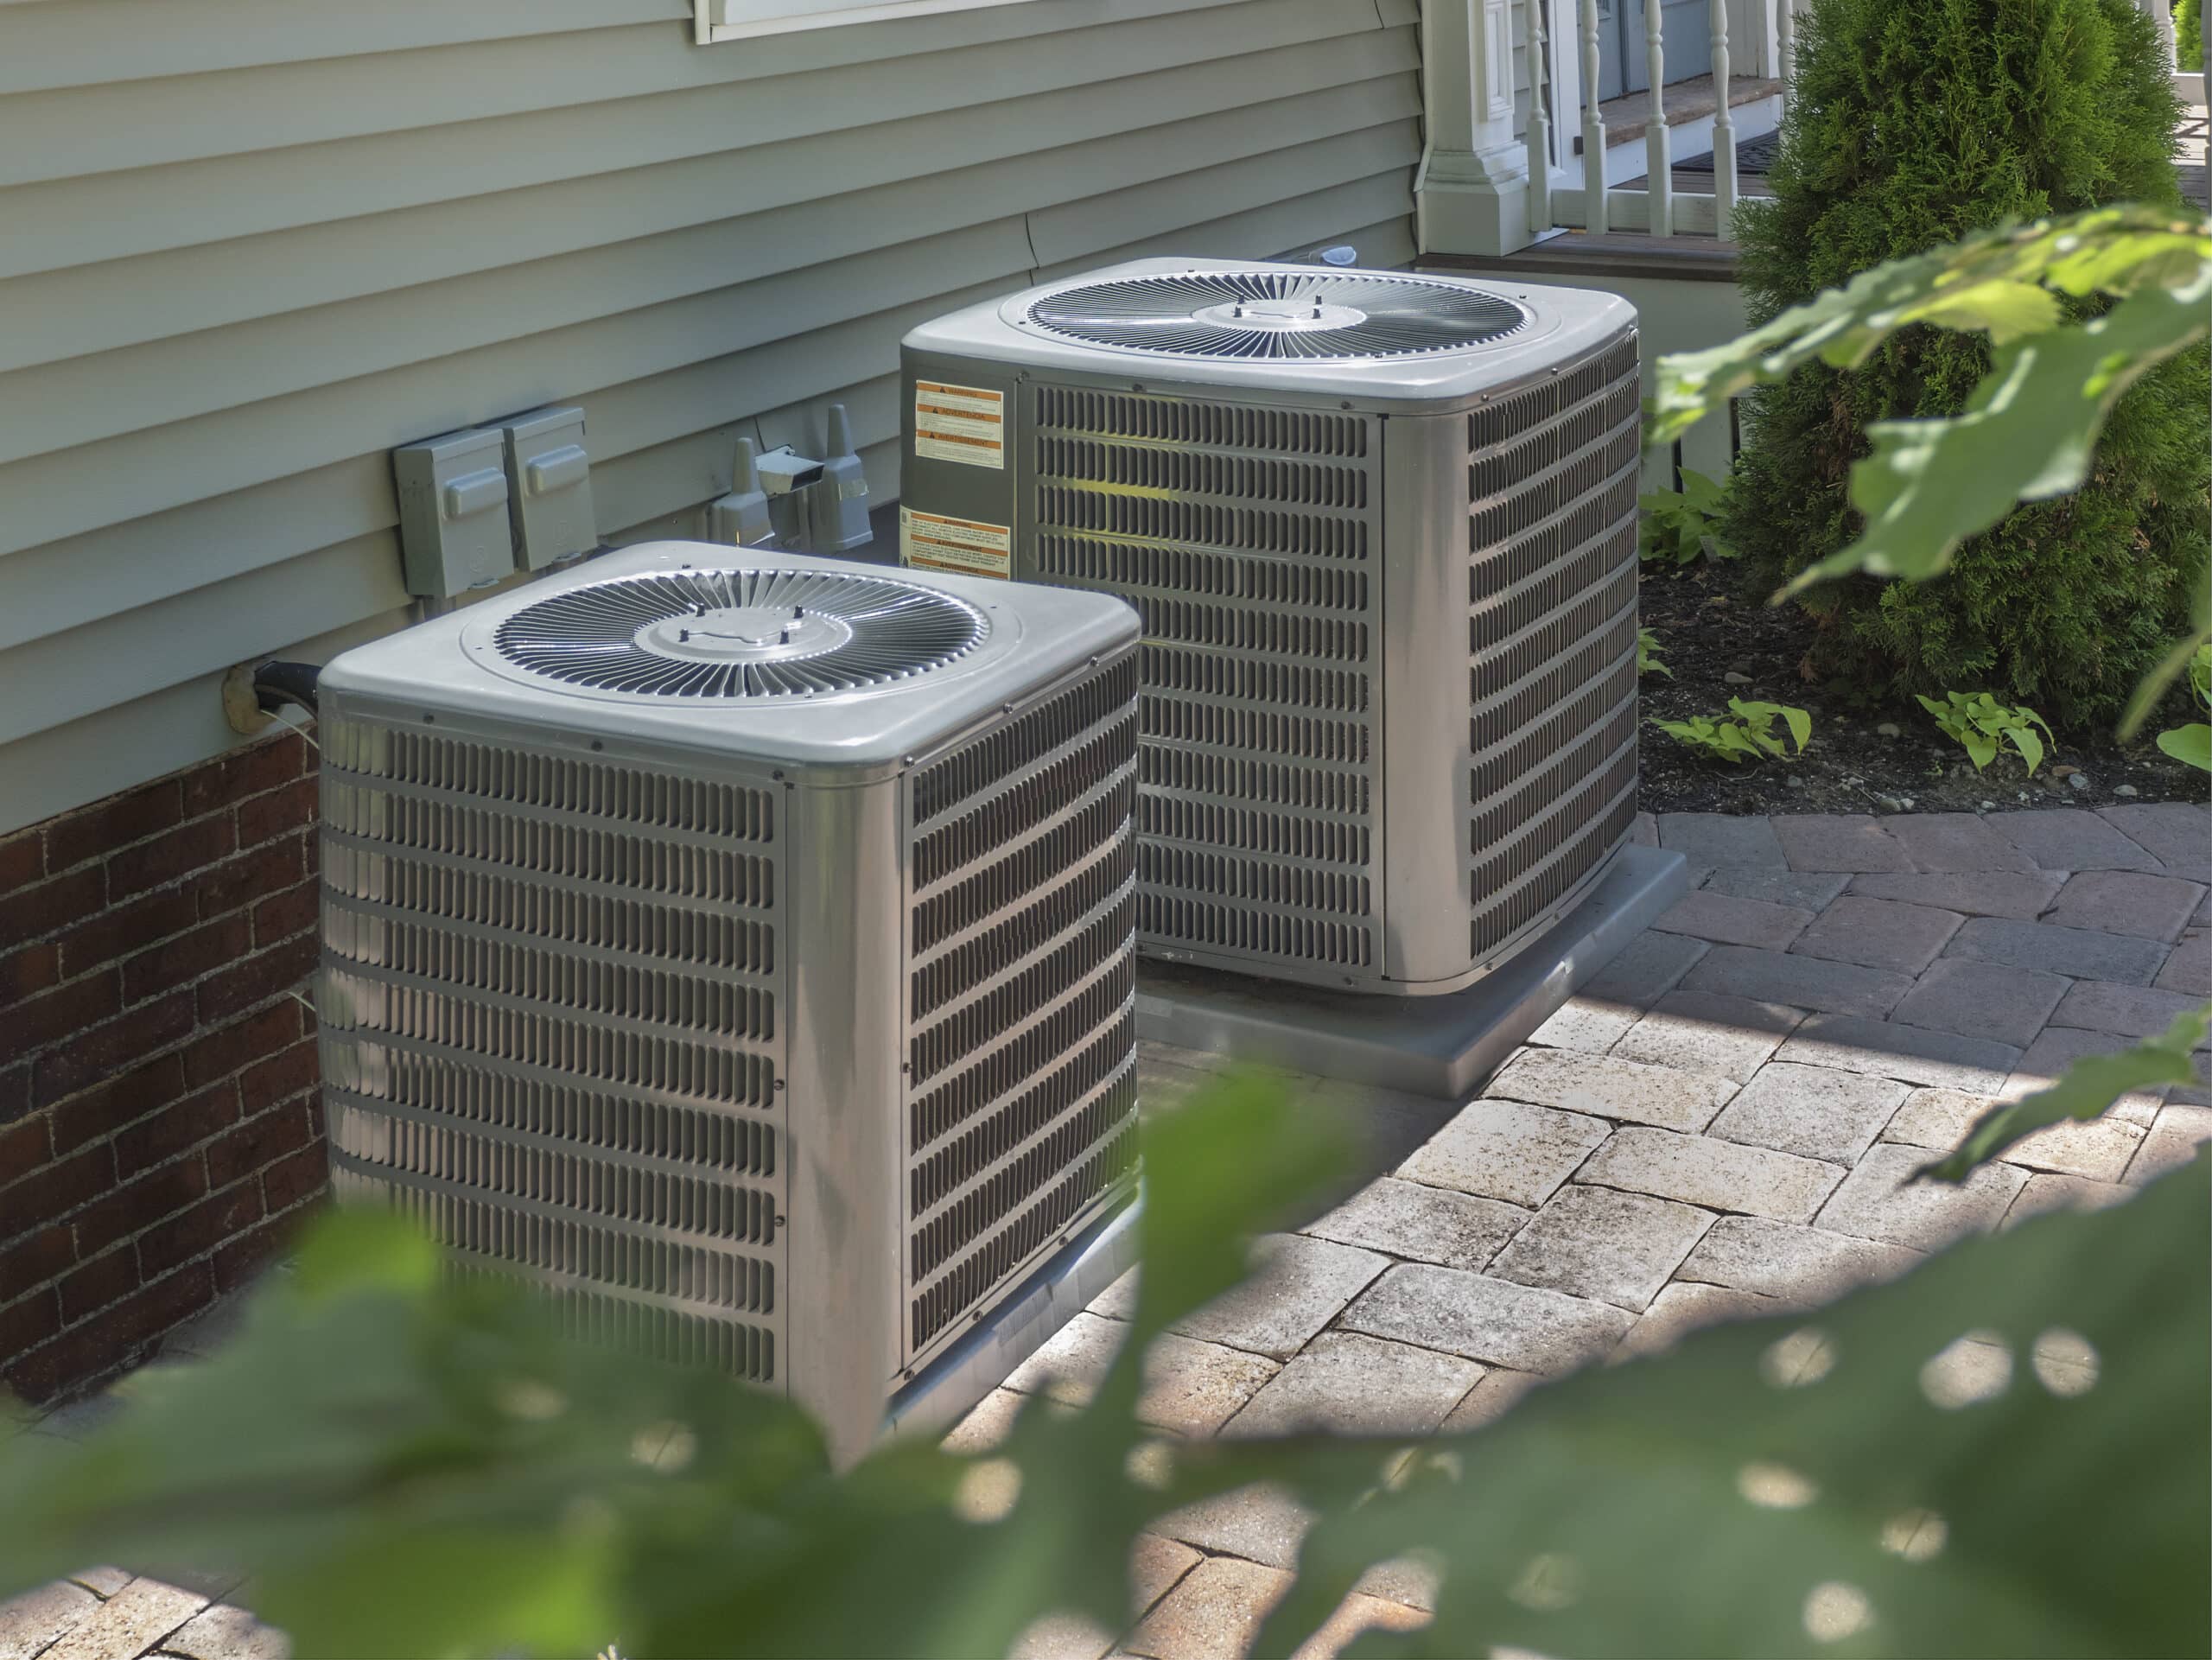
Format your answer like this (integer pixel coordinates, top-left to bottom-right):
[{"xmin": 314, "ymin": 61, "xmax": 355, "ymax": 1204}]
[
  {"xmin": 773, "ymin": 1079, "xmax": 785, "ymax": 1091},
  {"xmin": 423, "ymin": 714, "xmax": 436, "ymax": 723},
  {"xmin": 590, "ymin": 740, "xmax": 604, "ymax": 752}
]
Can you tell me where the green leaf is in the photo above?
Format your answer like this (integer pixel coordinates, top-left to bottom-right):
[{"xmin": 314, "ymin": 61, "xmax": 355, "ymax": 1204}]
[
  {"xmin": 2157, "ymin": 722, "xmax": 2212, "ymax": 773},
  {"xmin": 1915, "ymin": 1007, "xmax": 2210, "ymax": 1181},
  {"xmin": 1779, "ymin": 706, "xmax": 1813, "ymax": 752},
  {"xmin": 1678, "ymin": 468, "xmax": 1728, "ymax": 511},
  {"xmin": 1962, "ymin": 734, "xmax": 1999, "ymax": 771},
  {"xmin": 2008, "ymin": 725, "xmax": 2044, "ymax": 777}
]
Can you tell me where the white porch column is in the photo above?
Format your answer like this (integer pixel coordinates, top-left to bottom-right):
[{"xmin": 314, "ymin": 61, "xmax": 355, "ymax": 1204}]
[{"xmin": 1418, "ymin": 0, "xmax": 1534, "ymax": 256}]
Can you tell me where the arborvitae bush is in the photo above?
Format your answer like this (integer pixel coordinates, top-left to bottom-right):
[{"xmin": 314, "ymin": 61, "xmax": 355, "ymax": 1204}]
[
  {"xmin": 1725, "ymin": 0, "xmax": 2209, "ymax": 729},
  {"xmin": 2181, "ymin": 0, "xmax": 2203, "ymax": 72}
]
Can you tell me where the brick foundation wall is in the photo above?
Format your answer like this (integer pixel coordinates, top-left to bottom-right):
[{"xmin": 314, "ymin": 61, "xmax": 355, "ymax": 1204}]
[{"xmin": 0, "ymin": 728, "xmax": 326, "ymax": 1404}]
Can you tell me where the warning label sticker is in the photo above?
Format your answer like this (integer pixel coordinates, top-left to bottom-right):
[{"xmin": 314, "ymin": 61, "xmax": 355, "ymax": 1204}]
[
  {"xmin": 900, "ymin": 507, "xmax": 1012, "ymax": 580},
  {"xmin": 912, "ymin": 379, "xmax": 1005, "ymax": 470}
]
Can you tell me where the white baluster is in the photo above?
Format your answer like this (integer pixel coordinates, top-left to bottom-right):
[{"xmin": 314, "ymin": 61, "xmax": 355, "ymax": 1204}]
[
  {"xmin": 1776, "ymin": 0, "xmax": 1794, "ymax": 85},
  {"xmin": 1580, "ymin": 0, "xmax": 1608, "ymax": 232},
  {"xmin": 1710, "ymin": 0, "xmax": 1736, "ymax": 238},
  {"xmin": 1526, "ymin": 0, "xmax": 1552, "ymax": 232},
  {"xmin": 1645, "ymin": 0, "xmax": 1672, "ymax": 236}
]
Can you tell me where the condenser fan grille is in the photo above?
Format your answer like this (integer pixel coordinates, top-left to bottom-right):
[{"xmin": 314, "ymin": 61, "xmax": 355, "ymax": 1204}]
[
  {"xmin": 1025, "ymin": 271, "xmax": 1528, "ymax": 360},
  {"xmin": 493, "ymin": 569, "xmax": 987, "ymax": 697}
]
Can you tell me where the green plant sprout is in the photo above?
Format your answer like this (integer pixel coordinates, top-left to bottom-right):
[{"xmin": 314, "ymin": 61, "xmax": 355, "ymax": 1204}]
[
  {"xmin": 1637, "ymin": 626, "xmax": 1672, "ymax": 677},
  {"xmin": 1916, "ymin": 690, "xmax": 2055, "ymax": 774},
  {"xmin": 2154, "ymin": 643, "xmax": 2211, "ymax": 773},
  {"xmin": 1637, "ymin": 468, "xmax": 1735, "ymax": 566},
  {"xmin": 1651, "ymin": 697, "xmax": 1811, "ymax": 763}
]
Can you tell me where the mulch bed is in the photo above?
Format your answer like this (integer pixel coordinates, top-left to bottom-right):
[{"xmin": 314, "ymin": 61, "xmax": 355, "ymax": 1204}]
[{"xmin": 1636, "ymin": 562, "xmax": 2207, "ymax": 816}]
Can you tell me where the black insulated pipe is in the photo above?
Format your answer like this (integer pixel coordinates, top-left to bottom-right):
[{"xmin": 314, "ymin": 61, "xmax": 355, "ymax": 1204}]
[{"xmin": 251, "ymin": 659, "xmax": 321, "ymax": 716}]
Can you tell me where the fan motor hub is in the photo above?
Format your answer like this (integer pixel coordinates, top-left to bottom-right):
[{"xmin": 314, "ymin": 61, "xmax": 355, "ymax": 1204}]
[
  {"xmin": 1193, "ymin": 298, "xmax": 1368, "ymax": 333},
  {"xmin": 636, "ymin": 605, "xmax": 855, "ymax": 664}
]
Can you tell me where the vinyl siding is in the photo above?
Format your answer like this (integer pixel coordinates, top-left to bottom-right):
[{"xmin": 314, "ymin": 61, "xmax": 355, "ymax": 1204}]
[{"xmin": 0, "ymin": 0, "xmax": 1420, "ymax": 833}]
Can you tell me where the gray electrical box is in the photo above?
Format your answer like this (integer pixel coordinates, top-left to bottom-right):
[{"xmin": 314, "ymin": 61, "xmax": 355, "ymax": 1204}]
[
  {"xmin": 394, "ymin": 427, "xmax": 514, "ymax": 597},
  {"xmin": 501, "ymin": 406, "xmax": 597, "ymax": 570}
]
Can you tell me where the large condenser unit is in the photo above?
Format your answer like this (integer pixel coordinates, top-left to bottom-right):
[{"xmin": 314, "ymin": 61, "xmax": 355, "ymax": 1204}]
[
  {"xmin": 898, "ymin": 258, "xmax": 1641, "ymax": 997},
  {"xmin": 315, "ymin": 544, "xmax": 1143, "ymax": 1459}
]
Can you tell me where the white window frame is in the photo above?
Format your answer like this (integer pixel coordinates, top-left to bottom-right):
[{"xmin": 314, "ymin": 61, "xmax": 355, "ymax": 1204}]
[{"xmin": 694, "ymin": 0, "xmax": 1036, "ymax": 42}]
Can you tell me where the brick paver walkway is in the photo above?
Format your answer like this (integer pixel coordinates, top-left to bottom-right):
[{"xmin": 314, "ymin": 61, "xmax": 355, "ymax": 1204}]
[{"xmin": 4, "ymin": 805, "xmax": 2207, "ymax": 1660}]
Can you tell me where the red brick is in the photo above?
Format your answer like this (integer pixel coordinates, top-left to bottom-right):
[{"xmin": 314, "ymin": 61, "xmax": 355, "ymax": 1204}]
[
  {"xmin": 0, "ymin": 1065, "xmax": 25, "ymax": 1126},
  {"xmin": 213, "ymin": 1209, "xmax": 300, "ymax": 1294},
  {"xmin": 181, "ymin": 735, "xmax": 306, "ymax": 817},
  {"xmin": 181, "ymin": 1002, "xmax": 298, "ymax": 1089},
  {"xmin": 238, "ymin": 777, "xmax": 319, "ymax": 851},
  {"xmin": 0, "ymin": 865, "xmax": 105, "ymax": 952},
  {"xmin": 239, "ymin": 1037, "xmax": 320, "ymax": 1116},
  {"xmin": 207, "ymin": 1102, "xmax": 311, "ymax": 1190},
  {"xmin": 251, "ymin": 880, "xmax": 321, "ymax": 948},
  {"xmin": 110, "ymin": 816, "xmax": 236, "ymax": 902},
  {"xmin": 196, "ymin": 934, "xmax": 318, "ymax": 1025},
  {"xmin": 0, "ymin": 943, "xmax": 60, "ymax": 1008},
  {"xmin": 120, "ymin": 913, "xmax": 253, "ymax": 1005},
  {"xmin": 0, "ymin": 831, "xmax": 41, "ymax": 898},
  {"xmin": 54, "ymin": 888, "xmax": 199, "ymax": 983},
  {"xmin": 58, "ymin": 1243, "xmax": 141, "ymax": 1322},
  {"xmin": 0, "ymin": 1288, "xmax": 61, "ymax": 1362},
  {"xmin": 3, "ymin": 1262, "xmax": 213, "ymax": 1404},
  {"xmin": 114, "ymin": 1082, "xmax": 240, "ymax": 1179},
  {"xmin": 0, "ymin": 1224, "xmax": 72, "ymax": 1301},
  {"xmin": 137, "ymin": 1180, "xmax": 264, "ymax": 1279},
  {"xmin": 51, "ymin": 778, "xmax": 186, "ymax": 871},
  {"xmin": 0, "ymin": 1142, "xmax": 112, "ymax": 1236},
  {"xmin": 69, "ymin": 1155, "xmax": 207, "ymax": 1261},
  {"xmin": 194, "ymin": 836, "xmax": 307, "ymax": 922},
  {"xmin": 0, "ymin": 970, "xmax": 122, "ymax": 1058},
  {"xmin": 261, "ymin": 1139, "xmax": 328, "ymax": 1213},
  {"xmin": 0, "ymin": 1113, "xmax": 49, "ymax": 1185},
  {"xmin": 31, "ymin": 992, "xmax": 196, "ymax": 1111},
  {"xmin": 47, "ymin": 1054, "xmax": 185, "ymax": 1153}
]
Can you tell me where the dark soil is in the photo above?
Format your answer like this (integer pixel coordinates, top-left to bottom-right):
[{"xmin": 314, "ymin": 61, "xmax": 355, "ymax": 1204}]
[{"xmin": 1637, "ymin": 563, "xmax": 2209, "ymax": 816}]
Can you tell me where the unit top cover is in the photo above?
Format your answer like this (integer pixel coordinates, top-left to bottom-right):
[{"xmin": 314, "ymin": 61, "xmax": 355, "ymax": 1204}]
[{"xmin": 317, "ymin": 543, "xmax": 1140, "ymax": 779}]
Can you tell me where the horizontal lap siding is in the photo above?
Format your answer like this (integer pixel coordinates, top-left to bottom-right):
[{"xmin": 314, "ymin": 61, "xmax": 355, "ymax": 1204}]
[{"xmin": 0, "ymin": 0, "xmax": 1419, "ymax": 834}]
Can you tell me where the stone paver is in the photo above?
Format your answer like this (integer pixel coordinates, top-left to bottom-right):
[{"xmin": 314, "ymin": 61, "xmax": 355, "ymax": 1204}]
[
  {"xmin": 1680, "ymin": 944, "xmax": 1913, "ymax": 1018},
  {"xmin": 1226, "ymin": 1332, "xmax": 1484, "ymax": 1438},
  {"xmin": 1173, "ymin": 1236, "xmax": 1389, "ymax": 1361},
  {"xmin": 1607, "ymin": 990, "xmax": 1802, "ymax": 1084},
  {"xmin": 1340, "ymin": 1264, "xmax": 1633, "ymax": 1374},
  {"xmin": 1437, "ymin": 1367, "xmax": 1540, "ymax": 1431},
  {"xmin": 1578, "ymin": 1125, "xmax": 1843, "ymax": 1223},
  {"xmin": 1580, "ymin": 926, "xmax": 1710, "ymax": 1004},
  {"xmin": 2005, "ymin": 1173, "xmax": 2134, "ymax": 1225},
  {"xmin": 2097, "ymin": 803, "xmax": 2210, "ymax": 870},
  {"xmin": 2048, "ymin": 979, "xmax": 2207, "ymax": 1040},
  {"xmin": 1287, "ymin": 1593, "xmax": 1428, "ymax": 1657},
  {"xmin": 1772, "ymin": 813, "xmax": 1916, "ymax": 873},
  {"xmin": 1487, "ymin": 1046, "xmax": 1735, "ymax": 1132},
  {"xmin": 1815, "ymin": 1142, "xmax": 2028, "ymax": 1251},
  {"xmin": 1789, "ymin": 895, "xmax": 1961, "ymax": 975},
  {"xmin": 2157, "ymin": 931, "xmax": 2212, "ymax": 996},
  {"xmin": 2042, "ymin": 869, "xmax": 2207, "ymax": 942},
  {"xmin": 39, "ymin": 1578, "xmax": 207, "ymax": 1660},
  {"xmin": 1487, "ymin": 1185, "xmax": 1713, "ymax": 1311},
  {"xmin": 1770, "ymin": 1013, "xmax": 2019, "ymax": 1093},
  {"xmin": 1124, "ymin": 1557, "xmax": 1291, "ymax": 1660},
  {"xmin": 0, "ymin": 1581, "xmax": 101, "ymax": 1660},
  {"xmin": 1988, "ymin": 809, "xmax": 2164, "ymax": 873},
  {"xmin": 1707, "ymin": 1062, "xmax": 1910, "ymax": 1165},
  {"xmin": 1655, "ymin": 811, "xmax": 1786, "ymax": 867},
  {"xmin": 1009, "ymin": 1313, "xmax": 1281, "ymax": 1436},
  {"xmin": 2001, "ymin": 1116, "xmax": 2145, "ymax": 1184},
  {"xmin": 1301, "ymin": 1178, "xmax": 1528, "ymax": 1272},
  {"xmin": 1653, "ymin": 889, "xmax": 1814, "ymax": 951},
  {"xmin": 164, "ymin": 1603, "xmax": 291, "ymax": 1660},
  {"xmin": 2006, "ymin": 1028, "xmax": 2172, "ymax": 1124},
  {"xmin": 1698, "ymin": 867, "xmax": 1852, "ymax": 910},
  {"xmin": 1396, "ymin": 1098, "xmax": 1610, "ymax": 1207},
  {"xmin": 1847, "ymin": 869, "xmax": 2066, "ymax": 919},
  {"xmin": 1616, "ymin": 1282, "xmax": 1777, "ymax": 1358},
  {"xmin": 1528, "ymin": 992, "xmax": 1643, "ymax": 1055},
  {"xmin": 1878, "ymin": 1087, "xmax": 1993, "ymax": 1153},
  {"xmin": 1882, "ymin": 812, "xmax": 2036, "ymax": 873},
  {"xmin": 1891, "ymin": 957, "xmax": 2068, "ymax": 1047},
  {"xmin": 2126, "ymin": 1104, "xmax": 2212, "ymax": 1185},
  {"xmin": 1947, "ymin": 918, "xmax": 2171, "ymax": 987},
  {"xmin": 1153, "ymin": 1485, "xmax": 1314, "ymax": 1569},
  {"xmin": 1675, "ymin": 1215, "xmax": 1920, "ymax": 1302}
]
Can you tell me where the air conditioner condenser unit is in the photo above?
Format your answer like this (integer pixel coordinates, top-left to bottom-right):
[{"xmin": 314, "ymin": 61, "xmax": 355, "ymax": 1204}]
[
  {"xmin": 315, "ymin": 544, "xmax": 1143, "ymax": 1460},
  {"xmin": 898, "ymin": 258, "xmax": 1642, "ymax": 998}
]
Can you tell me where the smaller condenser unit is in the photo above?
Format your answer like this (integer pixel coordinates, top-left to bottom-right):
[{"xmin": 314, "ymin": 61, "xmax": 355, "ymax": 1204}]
[
  {"xmin": 898, "ymin": 258, "xmax": 1642, "ymax": 997},
  {"xmin": 316, "ymin": 544, "xmax": 1142, "ymax": 1459}
]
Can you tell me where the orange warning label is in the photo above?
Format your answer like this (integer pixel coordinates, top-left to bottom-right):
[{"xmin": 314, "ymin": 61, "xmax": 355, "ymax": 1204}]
[
  {"xmin": 913, "ymin": 380, "xmax": 1005, "ymax": 470},
  {"xmin": 900, "ymin": 506, "xmax": 1011, "ymax": 580}
]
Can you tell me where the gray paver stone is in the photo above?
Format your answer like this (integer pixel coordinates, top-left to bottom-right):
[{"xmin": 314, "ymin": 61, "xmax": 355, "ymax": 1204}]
[
  {"xmin": 1608, "ymin": 989, "xmax": 1802, "ymax": 1084},
  {"xmin": 1632, "ymin": 811, "xmax": 1658, "ymax": 846},
  {"xmin": 2043, "ymin": 869, "xmax": 2208, "ymax": 943},
  {"xmin": 1303, "ymin": 1177, "xmax": 1529, "ymax": 1272},
  {"xmin": 1654, "ymin": 889, "xmax": 1814, "ymax": 951},
  {"xmin": 1891, "ymin": 957, "xmax": 2069, "ymax": 1048},
  {"xmin": 2006, "ymin": 1027, "xmax": 2172, "ymax": 1124},
  {"xmin": 1438, "ymin": 1367, "xmax": 1541, "ymax": 1431},
  {"xmin": 0, "ymin": 1581, "xmax": 99, "ymax": 1660},
  {"xmin": 1772, "ymin": 813, "xmax": 1917, "ymax": 873},
  {"xmin": 1529, "ymin": 993, "xmax": 1644, "ymax": 1054},
  {"xmin": 2001, "ymin": 1115, "xmax": 2145, "ymax": 1183},
  {"xmin": 1989, "ymin": 809, "xmax": 2164, "ymax": 873},
  {"xmin": 2126, "ymin": 1103, "xmax": 2212, "ymax": 1186},
  {"xmin": 1656, "ymin": 811, "xmax": 1786, "ymax": 868},
  {"xmin": 1487, "ymin": 1185, "xmax": 1714, "ymax": 1311},
  {"xmin": 1947, "ymin": 917, "xmax": 2171, "ymax": 986},
  {"xmin": 1790, "ymin": 895, "xmax": 1962, "ymax": 975},
  {"xmin": 1771, "ymin": 1013, "xmax": 2019, "ymax": 1094},
  {"xmin": 1124, "ymin": 1557, "xmax": 1291, "ymax": 1660},
  {"xmin": 2004, "ymin": 1173, "xmax": 2134, "ymax": 1226},
  {"xmin": 1290, "ymin": 1595, "xmax": 1429, "ymax": 1657},
  {"xmin": 1698, "ymin": 867, "xmax": 1853, "ymax": 909},
  {"xmin": 1226, "ymin": 1332, "xmax": 1485, "ymax": 1437},
  {"xmin": 162, "ymin": 1602, "xmax": 294, "ymax": 1660},
  {"xmin": 1847, "ymin": 869, "xmax": 2067, "ymax": 919},
  {"xmin": 1580, "ymin": 926, "xmax": 1711, "ymax": 1006},
  {"xmin": 1578, "ymin": 1125, "xmax": 1844, "ymax": 1223},
  {"xmin": 1010, "ymin": 1613, "xmax": 1112, "ymax": 1660},
  {"xmin": 1881, "ymin": 812, "xmax": 2036, "ymax": 873},
  {"xmin": 37, "ymin": 1578, "xmax": 207, "ymax": 1660},
  {"xmin": 1340, "ymin": 1262, "xmax": 1634, "ymax": 1373},
  {"xmin": 1680, "ymin": 944, "xmax": 1914, "ymax": 1019},
  {"xmin": 1815, "ymin": 1142, "xmax": 2028, "ymax": 1251},
  {"xmin": 1397, "ymin": 1097, "xmax": 1611, "ymax": 1207},
  {"xmin": 1154, "ymin": 1483, "xmax": 1314, "ymax": 1568},
  {"xmin": 1879, "ymin": 1087, "xmax": 1994, "ymax": 1153},
  {"xmin": 1487, "ymin": 1046, "xmax": 1737, "ymax": 1132},
  {"xmin": 1676, "ymin": 1215, "xmax": 1921, "ymax": 1302},
  {"xmin": 1707, "ymin": 1062, "xmax": 1910, "ymax": 1164},
  {"xmin": 2157, "ymin": 931, "xmax": 2212, "ymax": 996},
  {"xmin": 2049, "ymin": 979, "xmax": 2208, "ymax": 1040},
  {"xmin": 1009, "ymin": 1313, "xmax": 1281, "ymax": 1435},
  {"xmin": 1173, "ymin": 1234, "xmax": 1389, "ymax": 1360},
  {"xmin": 1616, "ymin": 1282, "xmax": 1779, "ymax": 1358},
  {"xmin": 2098, "ymin": 803, "xmax": 2212, "ymax": 873}
]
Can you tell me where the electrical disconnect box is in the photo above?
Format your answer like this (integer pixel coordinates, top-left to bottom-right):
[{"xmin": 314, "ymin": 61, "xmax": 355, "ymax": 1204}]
[
  {"xmin": 500, "ymin": 406, "xmax": 596, "ymax": 570},
  {"xmin": 393, "ymin": 427, "xmax": 513, "ymax": 597}
]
